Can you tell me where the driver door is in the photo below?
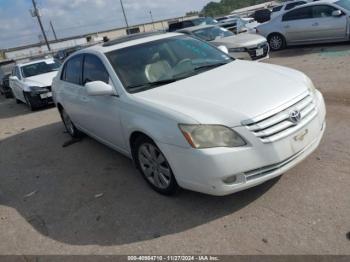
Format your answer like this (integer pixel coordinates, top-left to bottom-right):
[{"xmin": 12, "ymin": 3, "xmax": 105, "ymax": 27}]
[
  {"xmin": 79, "ymin": 54, "xmax": 126, "ymax": 150},
  {"xmin": 310, "ymin": 5, "xmax": 347, "ymax": 41}
]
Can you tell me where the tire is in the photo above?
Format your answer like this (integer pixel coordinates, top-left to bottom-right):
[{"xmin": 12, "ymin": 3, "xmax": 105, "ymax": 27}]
[
  {"xmin": 24, "ymin": 92, "xmax": 35, "ymax": 111},
  {"xmin": 59, "ymin": 107, "xmax": 82, "ymax": 138},
  {"xmin": 268, "ymin": 33, "xmax": 286, "ymax": 51},
  {"xmin": 134, "ymin": 136, "xmax": 179, "ymax": 195}
]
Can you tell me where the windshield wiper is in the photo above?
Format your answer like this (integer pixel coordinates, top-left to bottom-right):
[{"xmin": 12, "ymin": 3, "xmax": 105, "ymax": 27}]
[
  {"xmin": 127, "ymin": 77, "xmax": 186, "ymax": 92},
  {"xmin": 194, "ymin": 62, "xmax": 230, "ymax": 71}
]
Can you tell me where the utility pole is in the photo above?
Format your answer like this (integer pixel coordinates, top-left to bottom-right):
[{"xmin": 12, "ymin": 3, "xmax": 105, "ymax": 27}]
[
  {"xmin": 120, "ymin": 0, "xmax": 129, "ymax": 31},
  {"xmin": 149, "ymin": 10, "xmax": 155, "ymax": 30},
  {"xmin": 50, "ymin": 21, "xmax": 58, "ymax": 41},
  {"xmin": 31, "ymin": 0, "xmax": 51, "ymax": 51}
]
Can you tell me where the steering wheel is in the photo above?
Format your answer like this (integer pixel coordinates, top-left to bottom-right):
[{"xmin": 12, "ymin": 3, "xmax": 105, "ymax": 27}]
[{"xmin": 173, "ymin": 59, "xmax": 194, "ymax": 76}]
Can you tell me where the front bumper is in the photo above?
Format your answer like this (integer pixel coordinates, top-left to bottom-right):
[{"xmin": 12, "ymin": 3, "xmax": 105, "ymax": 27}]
[
  {"xmin": 26, "ymin": 91, "xmax": 54, "ymax": 108},
  {"xmin": 230, "ymin": 42, "xmax": 270, "ymax": 61},
  {"xmin": 158, "ymin": 92, "xmax": 326, "ymax": 196}
]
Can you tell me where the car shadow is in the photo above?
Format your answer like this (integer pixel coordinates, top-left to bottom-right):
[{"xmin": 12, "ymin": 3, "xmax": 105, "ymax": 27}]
[
  {"xmin": 0, "ymin": 122, "xmax": 280, "ymax": 246},
  {"xmin": 0, "ymin": 96, "xmax": 55, "ymax": 119},
  {"xmin": 270, "ymin": 42, "xmax": 350, "ymax": 58}
]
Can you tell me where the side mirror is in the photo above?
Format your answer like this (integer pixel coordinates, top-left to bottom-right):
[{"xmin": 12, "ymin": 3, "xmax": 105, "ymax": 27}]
[
  {"xmin": 217, "ymin": 45, "xmax": 229, "ymax": 54},
  {"xmin": 9, "ymin": 76, "xmax": 18, "ymax": 81},
  {"xmin": 85, "ymin": 81, "xmax": 116, "ymax": 96},
  {"xmin": 332, "ymin": 10, "xmax": 343, "ymax": 17}
]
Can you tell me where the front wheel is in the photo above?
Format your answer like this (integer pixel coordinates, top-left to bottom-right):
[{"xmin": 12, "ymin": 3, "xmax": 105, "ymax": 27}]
[
  {"xmin": 135, "ymin": 137, "xmax": 178, "ymax": 195},
  {"xmin": 268, "ymin": 34, "xmax": 286, "ymax": 51},
  {"xmin": 59, "ymin": 108, "xmax": 82, "ymax": 138},
  {"xmin": 24, "ymin": 93, "xmax": 35, "ymax": 111}
]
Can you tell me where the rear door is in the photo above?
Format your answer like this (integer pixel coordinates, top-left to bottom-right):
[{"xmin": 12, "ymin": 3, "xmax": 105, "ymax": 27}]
[
  {"xmin": 310, "ymin": 4, "xmax": 347, "ymax": 41},
  {"xmin": 282, "ymin": 6, "xmax": 314, "ymax": 43},
  {"xmin": 59, "ymin": 54, "xmax": 84, "ymax": 126}
]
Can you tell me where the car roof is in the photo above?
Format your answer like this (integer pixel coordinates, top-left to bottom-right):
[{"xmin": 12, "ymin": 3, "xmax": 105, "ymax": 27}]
[
  {"xmin": 178, "ymin": 24, "xmax": 217, "ymax": 33},
  {"xmin": 84, "ymin": 32, "xmax": 184, "ymax": 54},
  {"xmin": 17, "ymin": 58, "xmax": 56, "ymax": 67}
]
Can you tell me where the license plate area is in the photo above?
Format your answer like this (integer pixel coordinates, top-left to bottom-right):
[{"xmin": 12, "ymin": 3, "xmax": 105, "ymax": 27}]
[
  {"xmin": 256, "ymin": 48, "xmax": 264, "ymax": 56},
  {"xmin": 40, "ymin": 92, "xmax": 52, "ymax": 99}
]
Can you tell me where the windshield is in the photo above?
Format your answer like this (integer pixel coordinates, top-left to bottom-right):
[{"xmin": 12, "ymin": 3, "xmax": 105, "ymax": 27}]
[
  {"xmin": 336, "ymin": 0, "xmax": 350, "ymax": 11},
  {"xmin": 192, "ymin": 17, "xmax": 218, "ymax": 26},
  {"xmin": 193, "ymin": 26, "xmax": 234, "ymax": 41},
  {"xmin": 21, "ymin": 60, "xmax": 61, "ymax": 78},
  {"xmin": 106, "ymin": 35, "xmax": 234, "ymax": 93}
]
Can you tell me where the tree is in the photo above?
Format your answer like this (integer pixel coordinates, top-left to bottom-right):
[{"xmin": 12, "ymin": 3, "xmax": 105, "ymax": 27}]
[{"xmin": 202, "ymin": 0, "xmax": 272, "ymax": 17}]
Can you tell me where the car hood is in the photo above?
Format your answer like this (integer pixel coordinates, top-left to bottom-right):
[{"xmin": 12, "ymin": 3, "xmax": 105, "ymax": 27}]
[
  {"xmin": 212, "ymin": 33, "xmax": 266, "ymax": 48},
  {"xmin": 24, "ymin": 71, "xmax": 58, "ymax": 87},
  {"xmin": 133, "ymin": 60, "xmax": 310, "ymax": 127}
]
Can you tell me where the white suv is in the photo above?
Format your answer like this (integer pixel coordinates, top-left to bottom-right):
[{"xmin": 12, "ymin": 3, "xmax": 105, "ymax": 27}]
[
  {"xmin": 9, "ymin": 58, "xmax": 60, "ymax": 110},
  {"xmin": 52, "ymin": 32, "xmax": 326, "ymax": 196}
]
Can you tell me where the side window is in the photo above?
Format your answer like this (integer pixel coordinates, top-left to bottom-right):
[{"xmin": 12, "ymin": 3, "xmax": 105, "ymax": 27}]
[
  {"xmin": 285, "ymin": 1, "xmax": 307, "ymax": 11},
  {"xmin": 272, "ymin": 6, "xmax": 283, "ymax": 12},
  {"xmin": 312, "ymin": 5, "xmax": 337, "ymax": 18},
  {"xmin": 63, "ymin": 55, "xmax": 83, "ymax": 85},
  {"xmin": 282, "ymin": 7, "xmax": 312, "ymax": 21},
  {"xmin": 183, "ymin": 21, "xmax": 194, "ymax": 27},
  {"xmin": 82, "ymin": 54, "xmax": 109, "ymax": 85},
  {"xmin": 15, "ymin": 67, "xmax": 21, "ymax": 79}
]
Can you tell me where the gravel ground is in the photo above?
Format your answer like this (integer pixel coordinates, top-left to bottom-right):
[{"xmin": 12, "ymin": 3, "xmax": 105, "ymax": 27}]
[{"xmin": 0, "ymin": 43, "xmax": 349, "ymax": 255}]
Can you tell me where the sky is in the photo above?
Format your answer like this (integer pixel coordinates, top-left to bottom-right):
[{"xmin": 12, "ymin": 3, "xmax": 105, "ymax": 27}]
[{"xmin": 0, "ymin": 0, "xmax": 217, "ymax": 49}]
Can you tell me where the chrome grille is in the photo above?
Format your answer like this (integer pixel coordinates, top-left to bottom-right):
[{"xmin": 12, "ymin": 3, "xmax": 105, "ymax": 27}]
[{"xmin": 243, "ymin": 92, "xmax": 317, "ymax": 143}]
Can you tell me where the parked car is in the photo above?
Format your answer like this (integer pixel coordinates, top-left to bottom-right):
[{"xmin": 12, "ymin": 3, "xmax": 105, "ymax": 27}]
[
  {"xmin": 179, "ymin": 25, "xmax": 269, "ymax": 61},
  {"xmin": 54, "ymin": 46, "xmax": 83, "ymax": 63},
  {"xmin": 168, "ymin": 17, "xmax": 218, "ymax": 32},
  {"xmin": 0, "ymin": 60, "xmax": 15, "ymax": 98},
  {"xmin": 252, "ymin": 8, "xmax": 272, "ymax": 23},
  {"xmin": 271, "ymin": 0, "xmax": 309, "ymax": 19},
  {"xmin": 0, "ymin": 74, "xmax": 13, "ymax": 98},
  {"xmin": 52, "ymin": 32, "xmax": 326, "ymax": 196},
  {"xmin": 257, "ymin": 0, "xmax": 350, "ymax": 50},
  {"xmin": 9, "ymin": 58, "xmax": 61, "ymax": 110}
]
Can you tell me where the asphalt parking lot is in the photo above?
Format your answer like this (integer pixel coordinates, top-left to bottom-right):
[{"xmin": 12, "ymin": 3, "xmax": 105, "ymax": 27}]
[{"xmin": 0, "ymin": 44, "xmax": 349, "ymax": 255}]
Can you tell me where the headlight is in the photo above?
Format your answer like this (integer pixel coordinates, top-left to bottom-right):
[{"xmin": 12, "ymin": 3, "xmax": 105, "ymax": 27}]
[
  {"xmin": 179, "ymin": 124, "xmax": 246, "ymax": 149},
  {"xmin": 305, "ymin": 77, "xmax": 317, "ymax": 95},
  {"xmin": 29, "ymin": 86, "xmax": 48, "ymax": 93},
  {"xmin": 228, "ymin": 47, "xmax": 246, "ymax": 52}
]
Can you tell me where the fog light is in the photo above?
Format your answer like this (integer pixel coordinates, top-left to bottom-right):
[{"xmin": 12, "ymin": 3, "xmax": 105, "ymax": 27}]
[{"xmin": 223, "ymin": 175, "xmax": 238, "ymax": 184}]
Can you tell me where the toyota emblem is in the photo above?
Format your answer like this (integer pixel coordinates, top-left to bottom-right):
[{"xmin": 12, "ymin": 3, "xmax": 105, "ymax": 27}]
[{"xmin": 289, "ymin": 110, "xmax": 301, "ymax": 125}]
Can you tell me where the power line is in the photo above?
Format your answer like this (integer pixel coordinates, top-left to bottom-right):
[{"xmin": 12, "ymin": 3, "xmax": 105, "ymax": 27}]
[
  {"xmin": 50, "ymin": 21, "xmax": 58, "ymax": 41},
  {"xmin": 31, "ymin": 0, "xmax": 51, "ymax": 51},
  {"xmin": 120, "ymin": 0, "xmax": 129, "ymax": 30}
]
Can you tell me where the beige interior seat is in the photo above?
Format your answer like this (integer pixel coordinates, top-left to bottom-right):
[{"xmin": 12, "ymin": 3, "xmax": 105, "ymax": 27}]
[{"xmin": 145, "ymin": 60, "xmax": 173, "ymax": 82}]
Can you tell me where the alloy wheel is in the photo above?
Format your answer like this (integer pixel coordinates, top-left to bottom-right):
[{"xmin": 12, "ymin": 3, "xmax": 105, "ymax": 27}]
[
  {"xmin": 61, "ymin": 109, "xmax": 75, "ymax": 136},
  {"xmin": 269, "ymin": 35, "xmax": 283, "ymax": 50},
  {"xmin": 138, "ymin": 143, "xmax": 172, "ymax": 190}
]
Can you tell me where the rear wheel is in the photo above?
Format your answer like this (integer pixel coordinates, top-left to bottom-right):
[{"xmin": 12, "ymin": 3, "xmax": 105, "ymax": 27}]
[
  {"xmin": 134, "ymin": 136, "xmax": 178, "ymax": 195},
  {"xmin": 59, "ymin": 107, "xmax": 82, "ymax": 138},
  {"xmin": 268, "ymin": 33, "xmax": 286, "ymax": 51}
]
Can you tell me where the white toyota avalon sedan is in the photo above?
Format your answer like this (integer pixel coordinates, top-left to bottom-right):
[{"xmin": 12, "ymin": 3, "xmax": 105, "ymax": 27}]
[{"xmin": 52, "ymin": 32, "xmax": 326, "ymax": 196}]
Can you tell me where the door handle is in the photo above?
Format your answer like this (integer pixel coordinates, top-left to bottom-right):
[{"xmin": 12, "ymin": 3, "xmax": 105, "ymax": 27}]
[
  {"xmin": 81, "ymin": 96, "xmax": 89, "ymax": 102},
  {"xmin": 284, "ymin": 25, "xmax": 290, "ymax": 29},
  {"xmin": 312, "ymin": 22, "xmax": 319, "ymax": 26}
]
